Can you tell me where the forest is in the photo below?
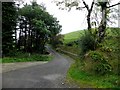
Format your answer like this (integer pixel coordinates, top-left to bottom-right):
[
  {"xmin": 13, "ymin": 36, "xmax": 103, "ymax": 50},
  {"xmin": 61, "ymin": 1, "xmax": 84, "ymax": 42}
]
[{"xmin": 2, "ymin": 1, "xmax": 62, "ymax": 63}]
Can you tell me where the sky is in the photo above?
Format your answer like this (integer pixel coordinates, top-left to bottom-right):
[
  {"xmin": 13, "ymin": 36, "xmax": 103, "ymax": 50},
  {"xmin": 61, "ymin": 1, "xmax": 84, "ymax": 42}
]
[{"xmin": 21, "ymin": 0, "xmax": 119, "ymax": 34}]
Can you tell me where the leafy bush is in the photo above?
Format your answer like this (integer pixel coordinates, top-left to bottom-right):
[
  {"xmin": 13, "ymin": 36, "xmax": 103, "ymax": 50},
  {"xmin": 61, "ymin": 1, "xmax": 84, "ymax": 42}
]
[
  {"xmin": 101, "ymin": 46, "xmax": 112, "ymax": 52},
  {"xmin": 6, "ymin": 49, "xmax": 19, "ymax": 57},
  {"xmin": 89, "ymin": 51, "xmax": 112, "ymax": 75},
  {"xmin": 89, "ymin": 51, "xmax": 103, "ymax": 61},
  {"xmin": 94, "ymin": 63, "xmax": 112, "ymax": 75},
  {"xmin": 79, "ymin": 31, "xmax": 97, "ymax": 55}
]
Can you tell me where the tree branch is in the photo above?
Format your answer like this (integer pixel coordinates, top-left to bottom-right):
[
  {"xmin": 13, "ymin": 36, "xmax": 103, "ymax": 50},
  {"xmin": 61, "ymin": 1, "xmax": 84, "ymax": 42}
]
[
  {"xmin": 107, "ymin": 2, "xmax": 120, "ymax": 8},
  {"xmin": 82, "ymin": 0, "xmax": 89, "ymax": 11},
  {"xmin": 90, "ymin": 0, "xmax": 95, "ymax": 11},
  {"xmin": 76, "ymin": 6, "xmax": 85, "ymax": 10}
]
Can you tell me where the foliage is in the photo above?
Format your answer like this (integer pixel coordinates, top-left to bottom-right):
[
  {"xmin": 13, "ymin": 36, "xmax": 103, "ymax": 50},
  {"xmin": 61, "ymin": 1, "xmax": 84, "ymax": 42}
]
[
  {"xmin": 2, "ymin": 2, "xmax": 17, "ymax": 56},
  {"xmin": 109, "ymin": 28, "xmax": 120, "ymax": 37},
  {"xmin": 50, "ymin": 34, "xmax": 64, "ymax": 48},
  {"xmin": 2, "ymin": 1, "xmax": 62, "ymax": 56},
  {"xmin": 89, "ymin": 51, "xmax": 103, "ymax": 61},
  {"xmin": 79, "ymin": 31, "xmax": 97, "ymax": 55},
  {"xmin": 100, "ymin": 46, "xmax": 112, "ymax": 52},
  {"xmin": 2, "ymin": 52, "xmax": 52, "ymax": 63},
  {"xmin": 67, "ymin": 63, "xmax": 119, "ymax": 88},
  {"xmin": 89, "ymin": 51, "xmax": 112, "ymax": 75},
  {"xmin": 94, "ymin": 63, "xmax": 112, "ymax": 75}
]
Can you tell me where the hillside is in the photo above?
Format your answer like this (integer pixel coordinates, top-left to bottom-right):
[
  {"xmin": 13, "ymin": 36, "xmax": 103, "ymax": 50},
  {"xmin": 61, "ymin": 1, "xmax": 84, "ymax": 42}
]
[
  {"xmin": 59, "ymin": 28, "xmax": 120, "ymax": 88},
  {"xmin": 63, "ymin": 28, "xmax": 120, "ymax": 44},
  {"xmin": 63, "ymin": 30, "xmax": 84, "ymax": 44}
]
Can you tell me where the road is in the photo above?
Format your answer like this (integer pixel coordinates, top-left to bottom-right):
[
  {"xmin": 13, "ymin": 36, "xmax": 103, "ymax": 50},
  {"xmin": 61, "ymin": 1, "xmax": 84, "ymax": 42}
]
[{"xmin": 2, "ymin": 46, "xmax": 76, "ymax": 88}]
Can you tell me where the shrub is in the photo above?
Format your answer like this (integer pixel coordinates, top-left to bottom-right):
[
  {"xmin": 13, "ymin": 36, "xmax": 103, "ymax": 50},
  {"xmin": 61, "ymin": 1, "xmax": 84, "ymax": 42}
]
[
  {"xmin": 6, "ymin": 49, "xmax": 24, "ymax": 57},
  {"xmin": 94, "ymin": 63, "xmax": 112, "ymax": 75},
  {"xmin": 101, "ymin": 46, "xmax": 112, "ymax": 52},
  {"xmin": 89, "ymin": 51, "xmax": 103, "ymax": 62},
  {"xmin": 79, "ymin": 31, "xmax": 97, "ymax": 55},
  {"xmin": 89, "ymin": 51, "xmax": 112, "ymax": 75}
]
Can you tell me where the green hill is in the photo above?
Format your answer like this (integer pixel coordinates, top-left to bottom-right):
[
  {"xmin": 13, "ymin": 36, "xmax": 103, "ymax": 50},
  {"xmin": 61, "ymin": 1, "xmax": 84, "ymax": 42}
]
[
  {"xmin": 63, "ymin": 30, "xmax": 84, "ymax": 44},
  {"xmin": 63, "ymin": 28, "xmax": 120, "ymax": 44}
]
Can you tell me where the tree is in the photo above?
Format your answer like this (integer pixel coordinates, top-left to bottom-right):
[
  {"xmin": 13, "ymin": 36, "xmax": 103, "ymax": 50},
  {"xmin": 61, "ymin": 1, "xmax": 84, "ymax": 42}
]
[
  {"xmin": 50, "ymin": 34, "xmax": 64, "ymax": 48},
  {"xmin": 54, "ymin": 0, "xmax": 120, "ymax": 43},
  {"xmin": 17, "ymin": 1, "xmax": 62, "ymax": 53},
  {"xmin": 96, "ymin": 0, "xmax": 120, "ymax": 42},
  {"xmin": 2, "ymin": 2, "xmax": 17, "ymax": 56},
  {"xmin": 53, "ymin": 0, "xmax": 95, "ymax": 32}
]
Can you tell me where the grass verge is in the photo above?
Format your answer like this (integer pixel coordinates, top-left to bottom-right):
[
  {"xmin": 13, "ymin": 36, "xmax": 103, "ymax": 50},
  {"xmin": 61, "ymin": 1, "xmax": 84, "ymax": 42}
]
[
  {"xmin": 66, "ymin": 62, "xmax": 119, "ymax": 88},
  {"xmin": 1, "ymin": 53, "xmax": 53, "ymax": 63}
]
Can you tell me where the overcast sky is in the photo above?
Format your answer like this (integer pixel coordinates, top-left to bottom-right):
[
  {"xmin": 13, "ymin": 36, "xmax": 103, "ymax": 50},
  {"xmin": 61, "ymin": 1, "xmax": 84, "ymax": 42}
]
[{"xmin": 22, "ymin": 0, "xmax": 119, "ymax": 34}]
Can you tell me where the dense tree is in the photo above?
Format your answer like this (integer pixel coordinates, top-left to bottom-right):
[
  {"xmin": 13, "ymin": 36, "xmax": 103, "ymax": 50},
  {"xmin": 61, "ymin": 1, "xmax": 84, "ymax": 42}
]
[
  {"xmin": 17, "ymin": 1, "xmax": 62, "ymax": 53},
  {"xmin": 2, "ymin": 1, "xmax": 62, "ymax": 56},
  {"xmin": 50, "ymin": 34, "xmax": 64, "ymax": 48},
  {"xmin": 2, "ymin": 2, "xmax": 17, "ymax": 56}
]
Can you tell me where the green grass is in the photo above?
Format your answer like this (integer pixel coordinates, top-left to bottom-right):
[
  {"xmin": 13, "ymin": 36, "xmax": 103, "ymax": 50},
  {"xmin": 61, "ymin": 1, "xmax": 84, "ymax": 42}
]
[
  {"xmin": 63, "ymin": 28, "xmax": 120, "ymax": 44},
  {"xmin": 63, "ymin": 30, "xmax": 84, "ymax": 44},
  {"xmin": 106, "ymin": 27, "xmax": 120, "ymax": 37},
  {"xmin": 1, "ymin": 52, "xmax": 53, "ymax": 63},
  {"xmin": 67, "ymin": 63, "xmax": 119, "ymax": 88},
  {"xmin": 60, "ymin": 46, "xmax": 80, "ymax": 55},
  {"xmin": 61, "ymin": 28, "xmax": 120, "ymax": 88}
]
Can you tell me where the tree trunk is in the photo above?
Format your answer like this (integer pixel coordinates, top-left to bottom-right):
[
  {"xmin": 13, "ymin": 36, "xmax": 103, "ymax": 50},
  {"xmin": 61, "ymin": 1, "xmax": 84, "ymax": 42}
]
[
  {"xmin": 87, "ymin": 12, "xmax": 92, "ymax": 31},
  {"xmin": 24, "ymin": 20, "xmax": 27, "ymax": 52},
  {"xmin": 82, "ymin": 0, "xmax": 94, "ymax": 31},
  {"xmin": 98, "ymin": 2, "xmax": 107, "ymax": 42},
  {"xmin": 30, "ymin": 29, "xmax": 33, "ymax": 53},
  {"xmin": 18, "ymin": 29, "xmax": 22, "ymax": 50}
]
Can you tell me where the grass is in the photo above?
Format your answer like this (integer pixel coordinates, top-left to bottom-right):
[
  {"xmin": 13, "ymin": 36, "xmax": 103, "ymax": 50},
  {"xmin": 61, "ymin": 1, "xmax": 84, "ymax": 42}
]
[
  {"xmin": 60, "ymin": 28, "xmax": 120, "ymax": 88},
  {"xmin": 60, "ymin": 45, "xmax": 80, "ymax": 55},
  {"xmin": 63, "ymin": 30, "xmax": 84, "ymax": 44},
  {"xmin": 63, "ymin": 28, "xmax": 119, "ymax": 44},
  {"xmin": 1, "ymin": 52, "xmax": 53, "ymax": 63},
  {"xmin": 67, "ymin": 63, "xmax": 119, "ymax": 88}
]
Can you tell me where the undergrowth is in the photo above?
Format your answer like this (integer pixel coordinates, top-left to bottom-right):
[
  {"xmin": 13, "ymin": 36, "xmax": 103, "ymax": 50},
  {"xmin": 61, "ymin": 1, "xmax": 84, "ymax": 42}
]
[{"xmin": 1, "ymin": 52, "xmax": 53, "ymax": 63}]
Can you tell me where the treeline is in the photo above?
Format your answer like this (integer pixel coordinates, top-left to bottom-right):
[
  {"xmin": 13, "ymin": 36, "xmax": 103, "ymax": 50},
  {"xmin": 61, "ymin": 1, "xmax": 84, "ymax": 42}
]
[{"xmin": 2, "ymin": 1, "xmax": 62, "ymax": 56}]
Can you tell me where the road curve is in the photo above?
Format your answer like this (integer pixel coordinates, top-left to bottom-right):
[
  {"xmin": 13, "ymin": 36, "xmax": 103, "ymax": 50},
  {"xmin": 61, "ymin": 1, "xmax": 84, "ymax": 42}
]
[{"xmin": 2, "ymin": 46, "xmax": 74, "ymax": 88}]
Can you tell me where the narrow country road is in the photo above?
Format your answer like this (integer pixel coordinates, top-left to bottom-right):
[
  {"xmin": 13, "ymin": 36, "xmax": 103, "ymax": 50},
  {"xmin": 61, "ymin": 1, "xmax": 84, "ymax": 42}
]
[{"xmin": 2, "ymin": 46, "xmax": 75, "ymax": 88}]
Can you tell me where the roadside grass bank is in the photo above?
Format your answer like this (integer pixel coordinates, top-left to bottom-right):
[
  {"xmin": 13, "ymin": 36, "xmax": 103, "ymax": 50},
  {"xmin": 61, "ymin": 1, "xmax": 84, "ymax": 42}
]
[
  {"xmin": 58, "ymin": 44, "xmax": 119, "ymax": 88},
  {"xmin": 66, "ymin": 62, "xmax": 119, "ymax": 88},
  {"xmin": 57, "ymin": 28, "xmax": 120, "ymax": 88},
  {"xmin": 1, "ymin": 52, "xmax": 53, "ymax": 63}
]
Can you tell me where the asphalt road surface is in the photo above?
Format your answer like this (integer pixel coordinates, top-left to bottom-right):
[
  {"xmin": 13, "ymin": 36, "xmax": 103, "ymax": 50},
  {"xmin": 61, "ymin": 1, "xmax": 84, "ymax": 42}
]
[{"xmin": 2, "ymin": 46, "xmax": 76, "ymax": 88}]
